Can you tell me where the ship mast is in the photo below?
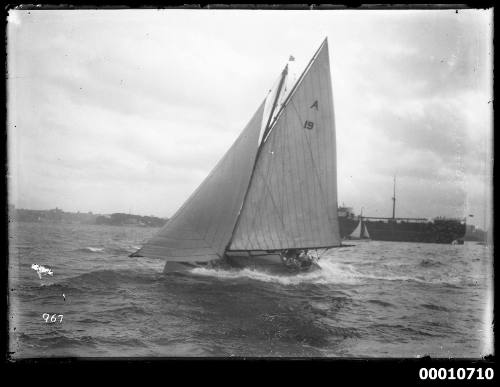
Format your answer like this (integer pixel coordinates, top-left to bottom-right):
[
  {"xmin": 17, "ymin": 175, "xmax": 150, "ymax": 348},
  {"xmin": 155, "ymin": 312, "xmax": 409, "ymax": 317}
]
[{"xmin": 392, "ymin": 175, "xmax": 396, "ymax": 219}]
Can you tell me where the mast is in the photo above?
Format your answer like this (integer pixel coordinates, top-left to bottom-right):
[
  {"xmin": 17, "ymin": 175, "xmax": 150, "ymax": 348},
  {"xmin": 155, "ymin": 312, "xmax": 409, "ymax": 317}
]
[
  {"xmin": 392, "ymin": 175, "xmax": 396, "ymax": 219},
  {"xmin": 262, "ymin": 37, "xmax": 328, "ymax": 144},
  {"xmin": 261, "ymin": 64, "xmax": 288, "ymax": 142}
]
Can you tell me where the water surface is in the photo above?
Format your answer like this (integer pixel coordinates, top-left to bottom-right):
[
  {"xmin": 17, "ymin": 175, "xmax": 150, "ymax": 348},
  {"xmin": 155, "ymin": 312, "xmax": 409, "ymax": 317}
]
[{"xmin": 8, "ymin": 222, "xmax": 493, "ymax": 358}]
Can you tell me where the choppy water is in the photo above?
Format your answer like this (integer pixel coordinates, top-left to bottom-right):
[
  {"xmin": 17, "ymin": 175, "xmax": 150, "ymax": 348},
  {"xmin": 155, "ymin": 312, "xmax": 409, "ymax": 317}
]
[{"xmin": 8, "ymin": 222, "xmax": 493, "ymax": 358}]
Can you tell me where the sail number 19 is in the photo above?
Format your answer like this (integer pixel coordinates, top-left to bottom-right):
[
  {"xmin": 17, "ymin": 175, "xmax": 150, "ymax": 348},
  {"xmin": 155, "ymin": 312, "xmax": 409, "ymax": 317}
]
[{"xmin": 303, "ymin": 120, "xmax": 314, "ymax": 130}]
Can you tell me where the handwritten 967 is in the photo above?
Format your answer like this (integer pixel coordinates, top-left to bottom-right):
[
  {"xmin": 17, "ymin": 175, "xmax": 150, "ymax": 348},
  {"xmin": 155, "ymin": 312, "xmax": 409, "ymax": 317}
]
[{"xmin": 42, "ymin": 313, "xmax": 63, "ymax": 323}]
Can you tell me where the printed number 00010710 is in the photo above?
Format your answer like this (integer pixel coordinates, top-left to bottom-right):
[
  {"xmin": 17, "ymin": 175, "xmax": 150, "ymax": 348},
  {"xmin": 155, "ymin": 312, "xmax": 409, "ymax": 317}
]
[
  {"xmin": 42, "ymin": 313, "xmax": 63, "ymax": 323},
  {"xmin": 419, "ymin": 368, "xmax": 493, "ymax": 380}
]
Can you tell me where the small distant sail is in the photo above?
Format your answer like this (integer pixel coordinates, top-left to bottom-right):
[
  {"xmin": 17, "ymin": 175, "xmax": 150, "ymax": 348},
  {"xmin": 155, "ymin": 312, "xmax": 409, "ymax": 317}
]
[
  {"xmin": 362, "ymin": 222, "xmax": 370, "ymax": 239},
  {"xmin": 350, "ymin": 219, "xmax": 370, "ymax": 240},
  {"xmin": 349, "ymin": 220, "xmax": 362, "ymax": 239}
]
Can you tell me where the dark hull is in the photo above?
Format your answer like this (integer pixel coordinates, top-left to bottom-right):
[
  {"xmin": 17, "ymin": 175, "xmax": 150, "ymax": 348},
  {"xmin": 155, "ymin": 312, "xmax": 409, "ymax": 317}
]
[
  {"xmin": 364, "ymin": 219, "xmax": 466, "ymax": 244},
  {"xmin": 163, "ymin": 252, "xmax": 321, "ymax": 274}
]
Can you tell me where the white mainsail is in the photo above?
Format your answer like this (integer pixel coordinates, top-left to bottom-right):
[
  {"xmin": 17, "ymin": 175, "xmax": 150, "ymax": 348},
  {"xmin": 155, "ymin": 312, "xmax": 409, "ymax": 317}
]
[
  {"xmin": 133, "ymin": 38, "xmax": 341, "ymax": 261},
  {"xmin": 229, "ymin": 39, "xmax": 341, "ymax": 251}
]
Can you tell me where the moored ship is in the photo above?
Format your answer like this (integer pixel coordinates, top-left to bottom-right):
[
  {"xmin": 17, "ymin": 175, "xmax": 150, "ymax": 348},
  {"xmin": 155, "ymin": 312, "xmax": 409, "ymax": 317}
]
[
  {"xmin": 362, "ymin": 216, "xmax": 466, "ymax": 244},
  {"xmin": 339, "ymin": 177, "xmax": 466, "ymax": 244}
]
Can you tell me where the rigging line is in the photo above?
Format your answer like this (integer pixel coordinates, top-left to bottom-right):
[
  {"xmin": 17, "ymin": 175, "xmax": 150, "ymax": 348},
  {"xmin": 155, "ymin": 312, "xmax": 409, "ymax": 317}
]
[
  {"xmin": 191, "ymin": 122, "xmax": 246, "ymax": 251},
  {"xmin": 201, "ymin": 165, "xmax": 221, "ymax": 242},
  {"xmin": 231, "ymin": 104, "xmax": 294, "ymax": 250},
  {"xmin": 258, "ymin": 107, "xmax": 293, "ymax": 248},
  {"xmin": 282, "ymin": 108, "xmax": 301, "ymax": 245},
  {"xmin": 254, "ymin": 172, "xmax": 272, "ymax": 250},
  {"xmin": 146, "ymin": 224, "xmax": 221, "ymax": 258},
  {"xmin": 268, "ymin": 105, "xmax": 288, "ymax": 248},
  {"xmin": 260, "ymin": 42, "xmax": 328, "ymax": 248},
  {"xmin": 241, "ymin": 136, "xmax": 289, "ymax": 250},
  {"xmin": 245, "ymin": 165, "xmax": 269, "ymax": 250},
  {"xmin": 228, "ymin": 242, "xmax": 342, "ymax": 253},
  {"xmin": 295, "ymin": 100, "xmax": 314, "ymax": 244},
  {"xmin": 224, "ymin": 103, "xmax": 266, "ymax": 251},
  {"xmin": 314, "ymin": 248, "xmax": 328, "ymax": 260},
  {"xmin": 226, "ymin": 41, "xmax": 327, "ymax": 252},
  {"xmin": 246, "ymin": 168, "xmax": 272, "ymax": 250},
  {"xmin": 261, "ymin": 64, "xmax": 288, "ymax": 143},
  {"xmin": 213, "ymin": 166, "xmax": 238, "ymax": 247},
  {"xmin": 285, "ymin": 106, "xmax": 302, "ymax": 242},
  {"xmin": 302, "ymin": 76, "xmax": 325, "ymax": 242},
  {"xmin": 318, "ymin": 248, "xmax": 329, "ymax": 259},
  {"xmin": 211, "ymin": 158, "xmax": 244, "ymax": 250},
  {"xmin": 318, "ymin": 56, "xmax": 336, "ymax": 227},
  {"xmin": 291, "ymin": 69, "xmax": 326, "ymax": 244},
  {"xmin": 281, "ymin": 91, "xmax": 305, "ymax": 242},
  {"xmin": 262, "ymin": 38, "xmax": 328, "ymax": 145},
  {"xmin": 289, "ymin": 98, "xmax": 335, "ymax": 232},
  {"xmin": 252, "ymin": 119, "xmax": 283, "ymax": 250},
  {"xmin": 238, "ymin": 167, "xmax": 267, "ymax": 250},
  {"xmin": 266, "ymin": 148, "xmax": 285, "ymax": 248},
  {"xmin": 314, "ymin": 61, "xmax": 334, "ymax": 240},
  {"xmin": 280, "ymin": 108, "xmax": 293, "ymax": 246},
  {"xmin": 163, "ymin": 133, "xmax": 236, "ymax": 249},
  {"xmin": 202, "ymin": 130, "xmax": 250, "ymax": 246},
  {"xmin": 231, "ymin": 159, "xmax": 256, "ymax": 246},
  {"xmin": 255, "ymin": 162, "xmax": 292, "ymax": 248}
]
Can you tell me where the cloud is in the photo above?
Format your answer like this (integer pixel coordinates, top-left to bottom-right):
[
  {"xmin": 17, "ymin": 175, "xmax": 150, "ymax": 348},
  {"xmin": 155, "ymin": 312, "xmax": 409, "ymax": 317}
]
[{"xmin": 7, "ymin": 9, "xmax": 493, "ymax": 229}]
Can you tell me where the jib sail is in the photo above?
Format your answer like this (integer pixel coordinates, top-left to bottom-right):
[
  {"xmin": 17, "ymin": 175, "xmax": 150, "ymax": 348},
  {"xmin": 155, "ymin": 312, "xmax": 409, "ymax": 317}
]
[{"xmin": 131, "ymin": 102, "xmax": 265, "ymax": 261}]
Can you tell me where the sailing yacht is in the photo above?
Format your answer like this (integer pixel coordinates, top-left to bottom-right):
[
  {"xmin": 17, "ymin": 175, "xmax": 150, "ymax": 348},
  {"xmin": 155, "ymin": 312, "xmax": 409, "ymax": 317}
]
[
  {"xmin": 131, "ymin": 38, "xmax": 342, "ymax": 273},
  {"xmin": 348, "ymin": 218, "xmax": 371, "ymax": 240}
]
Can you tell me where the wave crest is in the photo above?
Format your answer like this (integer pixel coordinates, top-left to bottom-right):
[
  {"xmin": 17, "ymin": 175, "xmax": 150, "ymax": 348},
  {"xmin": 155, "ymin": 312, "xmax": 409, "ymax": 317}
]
[
  {"xmin": 77, "ymin": 247, "xmax": 105, "ymax": 253},
  {"xmin": 190, "ymin": 259, "xmax": 361, "ymax": 285}
]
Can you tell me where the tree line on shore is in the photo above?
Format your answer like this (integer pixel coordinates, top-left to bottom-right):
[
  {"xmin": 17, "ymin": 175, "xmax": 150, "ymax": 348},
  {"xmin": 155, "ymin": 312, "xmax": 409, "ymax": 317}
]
[{"xmin": 9, "ymin": 206, "xmax": 168, "ymax": 227}]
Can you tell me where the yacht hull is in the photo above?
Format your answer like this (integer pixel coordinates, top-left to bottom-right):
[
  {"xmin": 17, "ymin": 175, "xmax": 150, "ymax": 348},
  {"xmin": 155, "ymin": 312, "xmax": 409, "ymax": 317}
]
[{"xmin": 162, "ymin": 252, "xmax": 320, "ymax": 274}]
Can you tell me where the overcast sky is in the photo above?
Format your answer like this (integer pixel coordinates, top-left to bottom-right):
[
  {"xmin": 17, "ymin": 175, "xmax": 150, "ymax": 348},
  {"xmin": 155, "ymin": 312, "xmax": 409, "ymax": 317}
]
[{"xmin": 7, "ymin": 9, "xmax": 492, "ymax": 229}]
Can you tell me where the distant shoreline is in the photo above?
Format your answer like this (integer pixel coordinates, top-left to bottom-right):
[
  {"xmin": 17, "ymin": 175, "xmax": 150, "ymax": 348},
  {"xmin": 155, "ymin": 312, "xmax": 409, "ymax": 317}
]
[{"xmin": 8, "ymin": 207, "xmax": 168, "ymax": 227}]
